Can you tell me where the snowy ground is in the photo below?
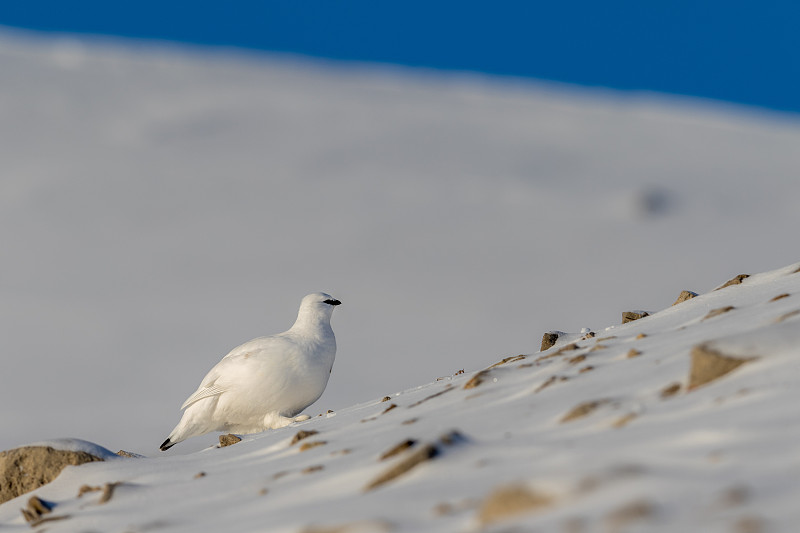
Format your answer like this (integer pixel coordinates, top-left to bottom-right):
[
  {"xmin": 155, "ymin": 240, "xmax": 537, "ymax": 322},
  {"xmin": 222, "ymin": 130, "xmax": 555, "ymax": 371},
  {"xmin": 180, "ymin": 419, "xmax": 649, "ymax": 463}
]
[
  {"xmin": 1, "ymin": 28, "xmax": 800, "ymax": 460},
  {"xmin": 1, "ymin": 262, "xmax": 799, "ymax": 532}
]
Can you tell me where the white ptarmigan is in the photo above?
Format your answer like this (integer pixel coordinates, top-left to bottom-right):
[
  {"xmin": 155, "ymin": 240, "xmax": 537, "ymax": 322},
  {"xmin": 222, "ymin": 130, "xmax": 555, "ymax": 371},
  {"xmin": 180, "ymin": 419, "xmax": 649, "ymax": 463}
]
[{"xmin": 160, "ymin": 293, "xmax": 341, "ymax": 450}]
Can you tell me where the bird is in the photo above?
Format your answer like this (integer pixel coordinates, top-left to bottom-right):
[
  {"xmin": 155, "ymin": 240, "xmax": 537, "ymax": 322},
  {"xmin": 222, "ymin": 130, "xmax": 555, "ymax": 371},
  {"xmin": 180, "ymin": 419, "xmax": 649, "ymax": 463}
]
[{"xmin": 160, "ymin": 292, "xmax": 341, "ymax": 451}]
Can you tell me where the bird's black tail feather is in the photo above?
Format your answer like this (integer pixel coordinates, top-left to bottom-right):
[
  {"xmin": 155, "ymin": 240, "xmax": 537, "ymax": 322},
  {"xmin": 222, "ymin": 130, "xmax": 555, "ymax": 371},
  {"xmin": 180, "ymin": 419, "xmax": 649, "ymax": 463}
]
[{"xmin": 160, "ymin": 438, "xmax": 174, "ymax": 451}]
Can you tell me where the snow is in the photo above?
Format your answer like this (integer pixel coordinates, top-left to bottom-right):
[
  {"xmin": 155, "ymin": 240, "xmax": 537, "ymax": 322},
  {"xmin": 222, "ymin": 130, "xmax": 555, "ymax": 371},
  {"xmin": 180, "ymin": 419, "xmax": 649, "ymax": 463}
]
[
  {"xmin": 2, "ymin": 262, "xmax": 800, "ymax": 531},
  {"xmin": 24, "ymin": 439, "xmax": 120, "ymax": 460},
  {"xmin": 1, "ymin": 27, "xmax": 800, "ymax": 530}
]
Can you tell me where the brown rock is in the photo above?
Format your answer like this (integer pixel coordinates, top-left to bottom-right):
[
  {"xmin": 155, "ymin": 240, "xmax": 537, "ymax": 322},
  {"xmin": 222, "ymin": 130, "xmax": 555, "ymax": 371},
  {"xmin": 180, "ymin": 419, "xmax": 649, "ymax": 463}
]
[
  {"xmin": 627, "ymin": 349, "xmax": 642, "ymax": 358},
  {"xmin": 115, "ymin": 450, "xmax": 144, "ymax": 458},
  {"xmin": 219, "ymin": 434, "xmax": 242, "ymax": 447},
  {"xmin": 291, "ymin": 430, "xmax": 319, "ymax": 445},
  {"xmin": 660, "ymin": 382, "xmax": 682, "ymax": 398},
  {"xmin": 540, "ymin": 331, "xmax": 562, "ymax": 351},
  {"xmin": 715, "ymin": 274, "xmax": 750, "ymax": 290},
  {"xmin": 477, "ymin": 484, "xmax": 553, "ymax": 525},
  {"xmin": 672, "ymin": 290, "xmax": 698, "ymax": 305},
  {"xmin": 379, "ymin": 439, "xmax": 417, "ymax": 461},
  {"xmin": 567, "ymin": 354, "xmax": 586, "ymax": 365},
  {"xmin": 622, "ymin": 311, "xmax": 650, "ymax": 324},
  {"xmin": 0, "ymin": 446, "xmax": 104, "ymax": 504},
  {"xmin": 560, "ymin": 399, "xmax": 611, "ymax": 423},
  {"xmin": 605, "ymin": 499, "xmax": 656, "ymax": 530},
  {"xmin": 463, "ymin": 370, "xmax": 491, "ymax": 389},
  {"xmin": 488, "ymin": 354, "xmax": 525, "ymax": 368},
  {"xmin": 364, "ymin": 443, "xmax": 438, "ymax": 492},
  {"xmin": 20, "ymin": 495, "xmax": 70, "ymax": 526},
  {"xmin": 689, "ymin": 344, "xmax": 757, "ymax": 390},
  {"xmin": 703, "ymin": 306, "xmax": 735, "ymax": 320},
  {"xmin": 770, "ymin": 293, "xmax": 790, "ymax": 302},
  {"xmin": 299, "ymin": 441, "xmax": 327, "ymax": 452}
]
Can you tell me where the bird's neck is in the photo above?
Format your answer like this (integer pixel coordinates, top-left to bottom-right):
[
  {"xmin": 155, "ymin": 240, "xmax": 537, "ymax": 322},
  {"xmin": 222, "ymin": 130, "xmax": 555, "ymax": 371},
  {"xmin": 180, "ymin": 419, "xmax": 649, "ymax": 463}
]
[{"xmin": 289, "ymin": 311, "xmax": 333, "ymax": 338}]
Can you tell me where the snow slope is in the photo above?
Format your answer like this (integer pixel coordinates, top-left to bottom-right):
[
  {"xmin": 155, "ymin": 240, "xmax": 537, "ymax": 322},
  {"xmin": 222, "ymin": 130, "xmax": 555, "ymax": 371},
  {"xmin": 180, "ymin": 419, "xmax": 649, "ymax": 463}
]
[
  {"xmin": 1, "ymin": 262, "xmax": 799, "ymax": 532},
  {"xmin": 1, "ymin": 30, "xmax": 800, "ymax": 456}
]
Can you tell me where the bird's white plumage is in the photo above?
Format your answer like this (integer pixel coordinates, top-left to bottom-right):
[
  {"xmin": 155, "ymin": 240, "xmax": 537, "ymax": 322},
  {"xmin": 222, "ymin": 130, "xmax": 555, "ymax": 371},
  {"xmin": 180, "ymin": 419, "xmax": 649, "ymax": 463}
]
[{"xmin": 160, "ymin": 292, "xmax": 340, "ymax": 450}]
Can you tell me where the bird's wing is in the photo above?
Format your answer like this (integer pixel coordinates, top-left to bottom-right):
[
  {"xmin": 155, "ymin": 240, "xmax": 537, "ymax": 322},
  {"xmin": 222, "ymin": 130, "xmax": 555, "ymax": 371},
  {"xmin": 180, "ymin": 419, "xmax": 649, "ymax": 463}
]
[
  {"xmin": 179, "ymin": 336, "xmax": 290, "ymax": 410},
  {"xmin": 180, "ymin": 382, "xmax": 227, "ymax": 410}
]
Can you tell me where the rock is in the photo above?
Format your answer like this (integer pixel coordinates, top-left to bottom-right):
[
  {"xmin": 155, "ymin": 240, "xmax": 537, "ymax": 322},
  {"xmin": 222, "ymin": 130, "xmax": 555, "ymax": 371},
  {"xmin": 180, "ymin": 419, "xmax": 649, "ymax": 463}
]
[
  {"xmin": 703, "ymin": 306, "xmax": 735, "ymax": 320},
  {"xmin": 299, "ymin": 441, "xmax": 327, "ymax": 452},
  {"xmin": 379, "ymin": 439, "xmax": 417, "ymax": 461},
  {"xmin": 560, "ymin": 399, "xmax": 611, "ymax": 423},
  {"xmin": 540, "ymin": 331, "xmax": 563, "ymax": 351},
  {"xmin": 672, "ymin": 290, "xmax": 698, "ymax": 305},
  {"xmin": 622, "ymin": 311, "xmax": 650, "ymax": 324},
  {"xmin": 0, "ymin": 446, "xmax": 104, "ymax": 504},
  {"xmin": 463, "ymin": 369, "xmax": 491, "ymax": 389},
  {"xmin": 116, "ymin": 450, "xmax": 145, "ymax": 458},
  {"xmin": 715, "ymin": 274, "xmax": 750, "ymax": 290},
  {"xmin": 688, "ymin": 344, "xmax": 756, "ymax": 390},
  {"xmin": 364, "ymin": 443, "xmax": 438, "ymax": 492},
  {"xmin": 20, "ymin": 495, "xmax": 70, "ymax": 526},
  {"xmin": 660, "ymin": 382, "xmax": 682, "ymax": 398},
  {"xmin": 291, "ymin": 430, "xmax": 319, "ymax": 445},
  {"xmin": 477, "ymin": 483, "xmax": 552, "ymax": 525},
  {"xmin": 219, "ymin": 434, "xmax": 242, "ymax": 447}
]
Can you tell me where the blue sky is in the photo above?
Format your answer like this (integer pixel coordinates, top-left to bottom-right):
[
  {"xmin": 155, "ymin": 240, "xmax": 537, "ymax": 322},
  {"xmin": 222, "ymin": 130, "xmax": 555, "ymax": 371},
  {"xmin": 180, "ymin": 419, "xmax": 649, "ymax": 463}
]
[{"xmin": 2, "ymin": 1, "xmax": 799, "ymax": 114}]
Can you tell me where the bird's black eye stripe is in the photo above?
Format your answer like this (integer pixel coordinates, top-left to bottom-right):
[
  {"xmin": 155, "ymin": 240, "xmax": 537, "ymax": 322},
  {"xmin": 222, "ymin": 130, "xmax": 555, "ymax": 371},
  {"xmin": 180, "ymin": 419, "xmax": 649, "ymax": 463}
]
[{"xmin": 323, "ymin": 299, "xmax": 341, "ymax": 306}]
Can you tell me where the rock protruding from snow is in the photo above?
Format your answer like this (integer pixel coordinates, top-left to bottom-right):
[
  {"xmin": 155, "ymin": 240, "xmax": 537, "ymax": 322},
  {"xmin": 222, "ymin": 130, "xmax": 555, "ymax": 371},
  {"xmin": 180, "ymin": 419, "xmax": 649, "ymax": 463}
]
[
  {"xmin": 540, "ymin": 331, "xmax": 562, "ymax": 351},
  {"xmin": 672, "ymin": 290, "xmax": 698, "ymax": 305},
  {"xmin": 688, "ymin": 344, "xmax": 756, "ymax": 390},
  {"xmin": 715, "ymin": 274, "xmax": 750, "ymax": 290},
  {"xmin": 0, "ymin": 446, "xmax": 104, "ymax": 504},
  {"xmin": 622, "ymin": 311, "xmax": 650, "ymax": 324}
]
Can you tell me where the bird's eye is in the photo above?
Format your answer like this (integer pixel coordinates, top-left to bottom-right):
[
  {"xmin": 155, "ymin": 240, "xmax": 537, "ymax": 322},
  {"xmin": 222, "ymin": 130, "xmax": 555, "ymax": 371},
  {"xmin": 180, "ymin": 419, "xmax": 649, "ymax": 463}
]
[{"xmin": 323, "ymin": 299, "xmax": 341, "ymax": 306}]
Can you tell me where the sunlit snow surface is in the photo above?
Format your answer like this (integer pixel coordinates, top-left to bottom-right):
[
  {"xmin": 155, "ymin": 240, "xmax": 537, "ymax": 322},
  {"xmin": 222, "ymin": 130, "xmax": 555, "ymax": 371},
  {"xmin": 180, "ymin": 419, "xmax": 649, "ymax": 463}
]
[
  {"xmin": 2, "ymin": 263, "xmax": 799, "ymax": 531},
  {"xmin": 1, "ymin": 30, "xmax": 800, "ymax": 460}
]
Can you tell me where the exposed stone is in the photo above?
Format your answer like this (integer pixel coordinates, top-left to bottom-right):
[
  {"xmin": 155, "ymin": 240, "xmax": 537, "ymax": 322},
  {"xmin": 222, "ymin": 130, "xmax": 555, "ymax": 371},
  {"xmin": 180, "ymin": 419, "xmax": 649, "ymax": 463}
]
[
  {"xmin": 540, "ymin": 331, "xmax": 563, "ymax": 351},
  {"xmin": 379, "ymin": 439, "xmax": 417, "ymax": 461},
  {"xmin": 560, "ymin": 399, "xmax": 611, "ymax": 423},
  {"xmin": 299, "ymin": 441, "xmax": 328, "ymax": 452},
  {"xmin": 672, "ymin": 290, "xmax": 698, "ymax": 305},
  {"xmin": 0, "ymin": 446, "xmax": 104, "ymax": 504},
  {"xmin": 660, "ymin": 382, "xmax": 682, "ymax": 398},
  {"xmin": 115, "ymin": 450, "xmax": 145, "ymax": 458},
  {"xmin": 567, "ymin": 354, "xmax": 586, "ymax": 365},
  {"xmin": 689, "ymin": 344, "xmax": 757, "ymax": 390},
  {"xmin": 703, "ymin": 306, "xmax": 735, "ymax": 320},
  {"xmin": 605, "ymin": 499, "xmax": 656, "ymax": 530},
  {"xmin": 463, "ymin": 370, "xmax": 491, "ymax": 389},
  {"xmin": 622, "ymin": 311, "xmax": 650, "ymax": 324},
  {"xmin": 477, "ymin": 484, "xmax": 553, "ymax": 525},
  {"xmin": 627, "ymin": 349, "xmax": 642, "ymax": 358},
  {"xmin": 290, "ymin": 430, "xmax": 319, "ymax": 445},
  {"xmin": 715, "ymin": 274, "xmax": 750, "ymax": 290},
  {"xmin": 219, "ymin": 434, "xmax": 242, "ymax": 447},
  {"xmin": 20, "ymin": 495, "xmax": 69, "ymax": 526},
  {"xmin": 364, "ymin": 443, "xmax": 438, "ymax": 491},
  {"xmin": 302, "ymin": 465, "xmax": 324, "ymax": 474},
  {"xmin": 534, "ymin": 376, "xmax": 559, "ymax": 393},
  {"xmin": 776, "ymin": 309, "xmax": 800, "ymax": 323},
  {"xmin": 770, "ymin": 293, "xmax": 790, "ymax": 302},
  {"xmin": 612, "ymin": 413, "xmax": 637, "ymax": 428},
  {"xmin": 488, "ymin": 354, "xmax": 525, "ymax": 368},
  {"xmin": 380, "ymin": 396, "xmax": 392, "ymax": 402},
  {"xmin": 408, "ymin": 385, "xmax": 454, "ymax": 407}
]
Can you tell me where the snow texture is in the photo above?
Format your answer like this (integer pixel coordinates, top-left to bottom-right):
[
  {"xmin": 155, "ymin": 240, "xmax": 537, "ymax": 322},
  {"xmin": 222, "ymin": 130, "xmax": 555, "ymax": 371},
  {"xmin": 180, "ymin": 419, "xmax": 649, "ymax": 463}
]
[{"xmin": 1, "ymin": 262, "xmax": 799, "ymax": 532}]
